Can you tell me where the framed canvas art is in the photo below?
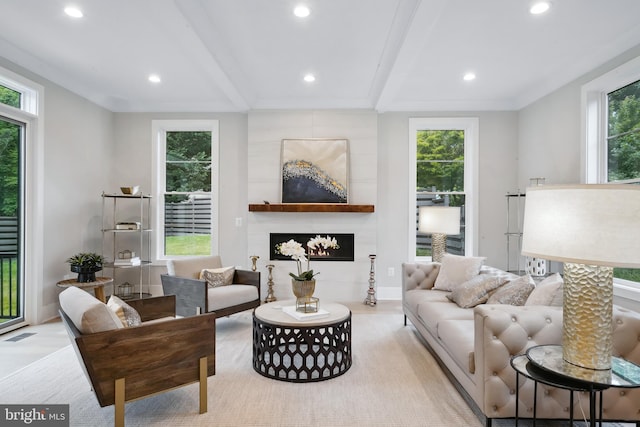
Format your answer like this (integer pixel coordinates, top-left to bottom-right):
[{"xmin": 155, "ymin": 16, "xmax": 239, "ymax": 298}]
[{"xmin": 280, "ymin": 138, "xmax": 349, "ymax": 203}]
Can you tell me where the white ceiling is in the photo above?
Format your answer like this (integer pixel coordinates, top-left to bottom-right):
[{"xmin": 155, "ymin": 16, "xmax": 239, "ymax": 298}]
[{"xmin": 1, "ymin": 0, "xmax": 640, "ymax": 113}]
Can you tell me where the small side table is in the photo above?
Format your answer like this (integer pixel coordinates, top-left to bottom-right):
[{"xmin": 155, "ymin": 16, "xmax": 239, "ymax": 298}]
[
  {"xmin": 56, "ymin": 276, "xmax": 113, "ymax": 303},
  {"xmin": 511, "ymin": 344, "xmax": 640, "ymax": 427}
]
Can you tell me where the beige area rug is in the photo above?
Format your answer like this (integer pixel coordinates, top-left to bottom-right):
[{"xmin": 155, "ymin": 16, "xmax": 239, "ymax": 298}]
[{"xmin": 0, "ymin": 306, "xmax": 632, "ymax": 427}]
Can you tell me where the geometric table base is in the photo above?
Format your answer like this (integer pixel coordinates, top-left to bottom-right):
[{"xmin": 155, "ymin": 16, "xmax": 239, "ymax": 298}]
[{"xmin": 252, "ymin": 313, "xmax": 352, "ymax": 382}]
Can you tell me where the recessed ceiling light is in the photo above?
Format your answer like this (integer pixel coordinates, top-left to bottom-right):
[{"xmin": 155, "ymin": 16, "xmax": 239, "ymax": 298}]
[
  {"xmin": 303, "ymin": 73, "xmax": 316, "ymax": 83},
  {"xmin": 148, "ymin": 74, "xmax": 162, "ymax": 84},
  {"xmin": 463, "ymin": 72, "xmax": 476, "ymax": 82},
  {"xmin": 529, "ymin": 1, "xmax": 551, "ymax": 15},
  {"xmin": 64, "ymin": 6, "xmax": 83, "ymax": 18},
  {"xmin": 294, "ymin": 5, "xmax": 311, "ymax": 18}
]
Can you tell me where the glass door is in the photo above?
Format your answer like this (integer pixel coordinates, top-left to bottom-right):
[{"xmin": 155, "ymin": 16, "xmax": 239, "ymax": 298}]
[{"xmin": 0, "ymin": 115, "xmax": 24, "ymax": 330}]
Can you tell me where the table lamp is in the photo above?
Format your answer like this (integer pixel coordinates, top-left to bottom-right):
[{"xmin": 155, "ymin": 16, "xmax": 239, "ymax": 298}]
[
  {"xmin": 418, "ymin": 206, "xmax": 461, "ymax": 262},
  {"xmin": 521, "ymin": 184, "xmax": 640, "ymax": 370}
]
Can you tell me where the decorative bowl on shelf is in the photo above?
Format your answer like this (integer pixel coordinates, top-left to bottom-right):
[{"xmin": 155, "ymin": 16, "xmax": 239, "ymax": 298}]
[{"xmin": 120, "ymin": 186, "xmax": 140, "ymax": 195}]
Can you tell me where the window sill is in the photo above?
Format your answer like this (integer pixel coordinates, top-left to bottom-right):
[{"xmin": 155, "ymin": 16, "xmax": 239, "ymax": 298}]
[{"xmin": 614, "ymin": 281, "xmax": 640, "ymax": 302}]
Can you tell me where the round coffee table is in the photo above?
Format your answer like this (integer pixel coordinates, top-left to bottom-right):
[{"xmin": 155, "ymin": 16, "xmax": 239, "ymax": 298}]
[{"xmin": 252, "ymin": 300, "xmax": 352, "ymax": 382}]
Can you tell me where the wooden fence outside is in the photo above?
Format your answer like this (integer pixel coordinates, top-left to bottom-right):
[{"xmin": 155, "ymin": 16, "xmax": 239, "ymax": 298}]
[
  {"xmin": 164, "ymin": 197, "xmax": 211, "ymax": 236},
  {"xmin": 0, "ymin": 216, "xmax": 19, "ymax": 319}
]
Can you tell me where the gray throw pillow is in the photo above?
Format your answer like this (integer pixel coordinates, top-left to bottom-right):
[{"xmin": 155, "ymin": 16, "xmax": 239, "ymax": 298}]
[
  {"xmin": 486, "ymin": 275, "xmax": 535, "ymax": 306},
  {"xmin": 447, "ymin": 275, "xmax": 508, "ymax": 308}
]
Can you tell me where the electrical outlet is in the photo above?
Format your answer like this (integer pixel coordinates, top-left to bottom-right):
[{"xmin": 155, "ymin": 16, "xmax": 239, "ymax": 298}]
[
  {"xmin": 235, "ymin": 217, "xmax": 242, "ymax": 227},
  {"xmin": 388, "ymin": 267, "xmax": 395, "ymax": 277}
]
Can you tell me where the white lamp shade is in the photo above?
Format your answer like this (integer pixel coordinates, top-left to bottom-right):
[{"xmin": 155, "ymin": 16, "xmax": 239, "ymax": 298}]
[
  {"xmin": 521, "ymin": 184, "xmax": 640, "ymax": 268},
  {"xmin": 418, "ymin": 206, "xmax": 461, "ymax": 235}
]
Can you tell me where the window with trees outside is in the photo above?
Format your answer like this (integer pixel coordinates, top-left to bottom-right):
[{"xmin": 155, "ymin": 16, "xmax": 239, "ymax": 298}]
[
  {"xmin": 152, "ymin": 120, "xmax": 219, "ymax": 260},
  {"xmin": 583, "ymin": 57, "xmax": 640, "ymax": 290},
  {"xmin": 606, "ymin": 80, "xmax": 640, "ymax": 284},
  {"xmin": 409, "ymin": 118, "xmax": 478, "ymax": 260}
]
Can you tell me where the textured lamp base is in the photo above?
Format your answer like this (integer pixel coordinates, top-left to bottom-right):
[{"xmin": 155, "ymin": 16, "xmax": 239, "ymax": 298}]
[
  {"xmin": 563, "ymin": 262, "xmax": 613, "ymax": 370},
  {"xmin": 431, "ymin": 233, "xmax": 447, "ymax": 263}
]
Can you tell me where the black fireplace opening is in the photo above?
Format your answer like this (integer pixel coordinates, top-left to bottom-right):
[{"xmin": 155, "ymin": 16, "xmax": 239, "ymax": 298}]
[{"xmin": 270, "ymin": 233, "xmax": 354, "ymax": 262}]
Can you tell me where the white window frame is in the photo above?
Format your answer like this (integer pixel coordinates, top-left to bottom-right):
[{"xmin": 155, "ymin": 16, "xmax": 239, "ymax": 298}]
[
  {"xmin": 582, "ymin": 55, "xmax": 640, "ymax": 298},
  {"xmin": 151, "ymin": 119, "xmax": 219, "ymax": 262},
  {"xmin": 408, "ymin": 117, "xmax": 479, "ymax": 261},
  {"xmin": 0, "ymin": 65, "xmax": 44, "ymax": 330}
]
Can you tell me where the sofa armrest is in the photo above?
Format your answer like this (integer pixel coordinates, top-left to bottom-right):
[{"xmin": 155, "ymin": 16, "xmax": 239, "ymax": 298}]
[
  {"xmin": 233, "ymin": 269, "xmax": 261, "ymax": 294},
  {"xmin": 161, "ymin": 274, "xmax": 207, "ymax": 317},
  {"xmin": 402, "ymin": 262, "xmax": 440, "ymax": 292},
  {"xmin": 473, "ymin": 304, "xmax": 563, "ymax": 418}
]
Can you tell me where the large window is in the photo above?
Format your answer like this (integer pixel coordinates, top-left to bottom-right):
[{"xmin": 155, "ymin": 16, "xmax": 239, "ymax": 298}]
[
  {"xmin": 583, "ymin": 57, "xmax": 640, "ymax": 289},
  {"xmin": 409, "ymin": 118, "xmax": 478, "ymax": 260},
  {"xmin": 152, "ymin": 120, "xmax": 219, "ymax": 260}
]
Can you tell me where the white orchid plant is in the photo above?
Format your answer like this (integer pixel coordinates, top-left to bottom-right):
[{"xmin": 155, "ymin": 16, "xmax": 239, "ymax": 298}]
[{"xmin": 276, "ymin": 235, "xmax": 340, "ymax": 281}]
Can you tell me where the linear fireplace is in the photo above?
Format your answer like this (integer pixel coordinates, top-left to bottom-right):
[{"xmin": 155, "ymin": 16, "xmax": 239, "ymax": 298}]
[{"xmin": 269, "ymin": 233, "xmax": 355, "ymax": 262}]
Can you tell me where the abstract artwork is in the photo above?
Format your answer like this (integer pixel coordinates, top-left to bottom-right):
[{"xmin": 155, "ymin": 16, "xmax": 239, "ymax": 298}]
[{"xmin": 281, "ymin": 139, "xmax": 349, "ymax": 203}]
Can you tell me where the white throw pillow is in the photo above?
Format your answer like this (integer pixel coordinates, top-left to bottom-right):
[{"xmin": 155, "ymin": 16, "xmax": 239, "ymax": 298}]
[
  {"xmin": 434, "ymin": 254, "xmax": 486, "ymax": 291},
  {"xmin": 59, "ymin": 286, "xmax": 123, "ymax": 334},
  {"xmin": 107, "ymin": 295, "xmax": 142, "ymax": 327},
  {"xmin": 525, "ymin": 273, "xmax": 563, "ymax": 306},
  {"xmin": 200, "ymin": 266, "xmax": 235, "ymax": 288}
]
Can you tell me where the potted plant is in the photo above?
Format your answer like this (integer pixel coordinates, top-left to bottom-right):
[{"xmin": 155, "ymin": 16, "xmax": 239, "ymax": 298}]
[
  {"xmin": 66, "ymin": 252, "xmax": 104, "ymax": 283},
  {"xmin": 275, "ymin": 235, "xmax": 339, "ymax": 302}
]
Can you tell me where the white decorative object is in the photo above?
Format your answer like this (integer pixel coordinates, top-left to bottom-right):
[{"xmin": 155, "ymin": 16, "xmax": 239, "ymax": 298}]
[
  {"xmin": 364, "ymin": 254, "xmax": 377, "ymax": 306},
  {"xmin": 525, "ymin": 257, "xmax": 547, "ymax": 276}
]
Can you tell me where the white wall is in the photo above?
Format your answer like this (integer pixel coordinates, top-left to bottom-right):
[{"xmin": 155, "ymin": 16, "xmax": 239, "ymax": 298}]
[
  {"xmin": 0, "ymin": 57, "xmax": 114, "ymax": 323},
  {"xmin": 247, "ymin": 111, "xmax": 378, "ymax": 303}
]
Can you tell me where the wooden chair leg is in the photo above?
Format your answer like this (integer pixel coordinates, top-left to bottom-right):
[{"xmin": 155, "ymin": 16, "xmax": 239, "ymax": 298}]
[
  {"xmin": 199, "ymin": 357, "xmax": 207, "ymax": 414},
  {"xmin": 114, "ymin": 377, "xmax": 125, "ymax": 427}
]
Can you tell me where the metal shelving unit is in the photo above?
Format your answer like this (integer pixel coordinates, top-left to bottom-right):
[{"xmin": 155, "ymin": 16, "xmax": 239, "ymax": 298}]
[
  {"xmin": 506, "ymin": 192, "xmax": 526, "ymax": 274},
  {"xmin": 101, "ymin": 192, "xmax": 152, "ymax": 299}
]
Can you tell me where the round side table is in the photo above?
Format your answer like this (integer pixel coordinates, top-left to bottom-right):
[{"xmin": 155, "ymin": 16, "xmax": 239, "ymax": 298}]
[{"xmin": 56, "ymin": 276, "xmax": 113, "ymax": 303}]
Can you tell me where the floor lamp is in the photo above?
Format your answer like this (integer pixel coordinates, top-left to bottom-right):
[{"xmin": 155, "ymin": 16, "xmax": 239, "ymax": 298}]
[
  {"xmin": 418, "ymin": 206, "xmax": 461, "ymax": 263},
  {"xmin": 521, "ymin": 184, "xmax": 640, "ymax": 371}
]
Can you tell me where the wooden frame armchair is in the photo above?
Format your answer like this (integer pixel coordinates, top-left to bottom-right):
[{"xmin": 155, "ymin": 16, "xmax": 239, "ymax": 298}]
[
  {"xmin": 161, "ymin": 255, "xmax": 261, "ymax": 317},
  {"xmin": 59, "ymin": 293, "xmax": 216, "ymax": 427}
]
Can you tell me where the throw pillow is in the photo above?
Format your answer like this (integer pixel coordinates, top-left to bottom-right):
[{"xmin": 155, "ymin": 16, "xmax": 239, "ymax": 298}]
[
  {"xmin": 200, "ymin": 266, "xmax": 235, "ymax": 288},
  {"xmin": 446, "ymin": 275, "xmax": 508, "ymax": 308},
  {"xmin": 107, "ymin": 295, "xmax": 142, "ymax": 327},
  {"xmin": 525, "ymin": 273, "xmax": 564, "ymax": 306},
  {"xmin": 486, "ymin": 275, "xmax": 535, "ymax": 305},
  {"xmin": 434, "ymin": 254, "xmax": 486, "ymax": 291}
]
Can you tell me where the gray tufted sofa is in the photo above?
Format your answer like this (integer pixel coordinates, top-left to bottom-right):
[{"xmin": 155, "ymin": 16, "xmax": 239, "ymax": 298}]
[{"xmin": 402, "ymin": 261, "xmax": 640, "ymax": 427}]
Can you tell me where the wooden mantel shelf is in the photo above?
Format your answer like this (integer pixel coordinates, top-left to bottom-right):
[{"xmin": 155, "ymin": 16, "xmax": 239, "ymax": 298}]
[{"xmin": 248, "ymin": 203, "xmax": 374, "ymax": 213}]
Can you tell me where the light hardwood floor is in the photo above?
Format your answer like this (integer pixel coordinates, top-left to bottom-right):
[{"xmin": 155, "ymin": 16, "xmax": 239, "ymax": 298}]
[{"xmin": 0, "ymin": 318, "xmax": 69, "ymax": 379}]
